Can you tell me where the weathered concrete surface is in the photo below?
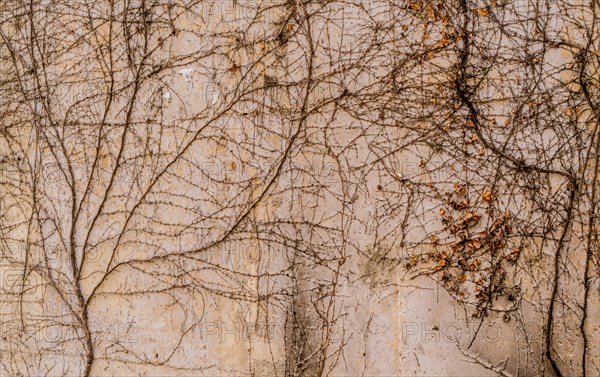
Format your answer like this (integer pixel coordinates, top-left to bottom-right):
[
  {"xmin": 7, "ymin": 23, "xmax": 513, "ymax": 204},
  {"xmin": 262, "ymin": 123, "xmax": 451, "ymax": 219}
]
[{"xmin": 1, "ymin": 0, "xmax": 599, "ymax": 376}]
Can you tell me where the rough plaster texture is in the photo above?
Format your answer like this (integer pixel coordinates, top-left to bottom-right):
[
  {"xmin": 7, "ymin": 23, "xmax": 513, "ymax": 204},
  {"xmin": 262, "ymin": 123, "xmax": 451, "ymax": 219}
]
[{"xmin": 1, "ymin": 0, "xmax": 599, "ymax": 376}]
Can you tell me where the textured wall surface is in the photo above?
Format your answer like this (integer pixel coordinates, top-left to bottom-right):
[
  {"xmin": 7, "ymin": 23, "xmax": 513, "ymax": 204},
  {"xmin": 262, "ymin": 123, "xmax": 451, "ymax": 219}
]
[{"xmin": 1, "ymin": 0, "xmax": 599, "ymax": 376}]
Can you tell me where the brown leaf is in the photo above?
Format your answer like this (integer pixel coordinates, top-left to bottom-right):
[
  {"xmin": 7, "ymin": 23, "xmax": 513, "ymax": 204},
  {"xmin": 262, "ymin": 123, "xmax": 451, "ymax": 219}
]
[
  {"xmin": 482, "ymin": 191, "xmax": 493, "ymax": 202},
  {"xmin": 427, "ymin": 4, "xmax": 436, "ymax": 20},
  {"xmin": 565, "ymin": 107, "xmax": 573, "ymax": 117},
  {"xmin": 410, "ymin": 2, "xmax": 422, "ymax": 11},
  {"xmin": 470, "ymin": 239, "xmax": 482, "ymax": 249},
  {"xmin": 436, "ymin": 258, "xmax": 446, "ymax": 270}
]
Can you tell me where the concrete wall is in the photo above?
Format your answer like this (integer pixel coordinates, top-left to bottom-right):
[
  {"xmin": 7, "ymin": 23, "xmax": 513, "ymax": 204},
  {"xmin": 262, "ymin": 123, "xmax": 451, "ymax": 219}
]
[{"xmin": 1, "ymin": 0, "xmax": 598, "ymax": 376}]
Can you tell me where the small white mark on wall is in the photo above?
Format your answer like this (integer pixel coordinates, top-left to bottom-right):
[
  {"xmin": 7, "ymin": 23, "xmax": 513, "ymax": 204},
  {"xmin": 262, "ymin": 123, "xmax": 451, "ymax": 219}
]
[{"xmin": 179, "ymin": 68, "xmax": 195, "ymax": 82}]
